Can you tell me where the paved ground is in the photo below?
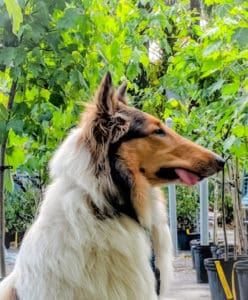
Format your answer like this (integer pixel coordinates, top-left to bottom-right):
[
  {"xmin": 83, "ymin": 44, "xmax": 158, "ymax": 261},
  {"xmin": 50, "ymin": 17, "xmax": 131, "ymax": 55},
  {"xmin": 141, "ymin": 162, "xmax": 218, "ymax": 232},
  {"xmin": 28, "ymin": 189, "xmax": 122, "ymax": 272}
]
[
  {"xmin": 164, "ymin": 251, "xmax": 211, "ymax": 300},
  {"xmin": 164, "ymin": 227, "xmax": 234, "ymax": 300},
  {"xmin": 5, "ymin": 248, "xmax": 211, "ymax": 299},
  {"xmin": 6, "ymin": 247, "xmax": 18, "ymax": 275}
]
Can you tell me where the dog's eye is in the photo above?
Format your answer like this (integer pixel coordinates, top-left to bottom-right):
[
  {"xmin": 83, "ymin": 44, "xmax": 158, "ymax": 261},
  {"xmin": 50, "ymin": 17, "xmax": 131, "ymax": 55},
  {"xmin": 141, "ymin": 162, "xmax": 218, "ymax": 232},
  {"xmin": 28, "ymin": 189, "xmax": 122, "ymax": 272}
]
[{"xmin": 153, "ymin": 128, "xmax": 166, "ymax": 136}]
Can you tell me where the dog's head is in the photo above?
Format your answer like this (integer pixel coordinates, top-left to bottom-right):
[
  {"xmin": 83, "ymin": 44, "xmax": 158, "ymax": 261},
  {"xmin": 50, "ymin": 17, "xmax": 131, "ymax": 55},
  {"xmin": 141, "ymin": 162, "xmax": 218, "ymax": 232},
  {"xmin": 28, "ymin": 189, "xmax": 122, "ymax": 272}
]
[
  {"xmin": 82, "ymin": 72, "xmax": 224, "ymax": 188},
  {"xmin": 77, "ymin": 72, "xmax": 225, "ymax": 224}
]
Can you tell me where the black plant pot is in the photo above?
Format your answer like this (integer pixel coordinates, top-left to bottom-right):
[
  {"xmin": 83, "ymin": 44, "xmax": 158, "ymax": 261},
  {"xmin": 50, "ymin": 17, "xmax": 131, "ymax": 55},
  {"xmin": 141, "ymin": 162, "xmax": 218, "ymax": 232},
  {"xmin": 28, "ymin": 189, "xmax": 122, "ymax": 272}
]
[
  {"xmin": 5, "ymin": 232, "xmax": 15, "ymax": 249},
  {"xmin": 177, "ymin": 230, "xmax": 200, "ymax": 251},
  {"xmin": 18, "ymin": 231, "xmax": 25, "ymax": 246},
  {"xmin": 190, "ymin": 239, "xmax": 200, "ymax": 269},
  {"xmin": 188, "ymin": 233, "xmax": 200, "ymax": 247},
  {"xmin": 194, "ymin": 244, "xmax": 212, "ymax": 283},
  {"xmin": 177, "ymin": 229, "xmax": 189, "ymax": 250},
  {"xmin": 216, "ymin": 245, "xmax": 235, "ymax": 259},
  {"xmin": 204, "ymin": 256, "xmax": 248, "ymax": 300},
  {"xmin": 234, "ymin": 259, "xmax": 248, "ymax": 300}
]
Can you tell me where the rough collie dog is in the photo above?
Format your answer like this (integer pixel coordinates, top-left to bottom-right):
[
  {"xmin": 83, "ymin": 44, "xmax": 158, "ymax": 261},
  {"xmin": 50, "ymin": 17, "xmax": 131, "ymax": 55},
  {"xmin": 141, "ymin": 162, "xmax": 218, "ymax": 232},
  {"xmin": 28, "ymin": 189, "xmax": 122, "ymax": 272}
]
[{"xmin": 0, "ymin": 72, "xmax": 224, "ymax": 300}]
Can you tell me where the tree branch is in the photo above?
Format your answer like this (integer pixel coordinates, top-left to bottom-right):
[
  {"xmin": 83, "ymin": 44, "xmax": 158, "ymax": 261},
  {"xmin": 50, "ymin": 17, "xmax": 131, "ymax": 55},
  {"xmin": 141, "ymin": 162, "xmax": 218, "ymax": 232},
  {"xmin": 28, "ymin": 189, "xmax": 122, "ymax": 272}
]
[{"xmin": 0, "ymin": 80, "xmax": 17, "ymax": 279}]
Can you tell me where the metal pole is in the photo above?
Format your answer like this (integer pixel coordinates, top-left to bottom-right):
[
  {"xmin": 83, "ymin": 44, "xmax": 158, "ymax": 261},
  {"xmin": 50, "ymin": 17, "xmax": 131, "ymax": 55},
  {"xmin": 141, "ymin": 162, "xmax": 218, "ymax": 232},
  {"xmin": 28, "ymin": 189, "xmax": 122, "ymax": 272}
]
[
  {"xmin": 199, "ymin": 178, "xmax": 209, "ymax": 245},
  {"xmin": 168, "ymin": 185, "xmax": 178, "ymax": 254},
  {"xmin": 166, "ymin": 118, "xmax": 178, "ymax": 254}
]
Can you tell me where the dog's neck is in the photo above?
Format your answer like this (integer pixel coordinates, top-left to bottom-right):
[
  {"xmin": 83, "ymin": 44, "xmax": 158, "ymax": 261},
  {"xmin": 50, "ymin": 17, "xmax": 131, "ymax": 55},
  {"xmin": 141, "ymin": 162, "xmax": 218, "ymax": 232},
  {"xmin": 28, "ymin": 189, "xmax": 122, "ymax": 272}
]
[
  {"xmin": 85, "ymin": 190, "xmax": 140, "ymax": 224},
  {"xmin": 84, "ymin": 178, "xmax": 153, "ymax": 231}
]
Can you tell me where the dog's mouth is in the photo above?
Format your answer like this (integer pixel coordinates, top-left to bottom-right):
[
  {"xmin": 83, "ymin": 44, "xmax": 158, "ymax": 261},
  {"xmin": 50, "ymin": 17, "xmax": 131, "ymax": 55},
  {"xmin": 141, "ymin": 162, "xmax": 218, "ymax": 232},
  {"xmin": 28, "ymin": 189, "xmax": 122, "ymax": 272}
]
[{"xmin": 156, "ymin": 167, "xmax": 203, "ymax": 186}]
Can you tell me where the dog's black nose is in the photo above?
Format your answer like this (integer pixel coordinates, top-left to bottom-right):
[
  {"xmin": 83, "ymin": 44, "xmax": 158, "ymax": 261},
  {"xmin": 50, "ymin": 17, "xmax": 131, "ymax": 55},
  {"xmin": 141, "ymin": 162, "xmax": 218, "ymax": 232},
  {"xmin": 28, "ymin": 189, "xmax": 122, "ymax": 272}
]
[{"xmin": 215, "ymin": 155, "xmax": 225, "ymax": 170}]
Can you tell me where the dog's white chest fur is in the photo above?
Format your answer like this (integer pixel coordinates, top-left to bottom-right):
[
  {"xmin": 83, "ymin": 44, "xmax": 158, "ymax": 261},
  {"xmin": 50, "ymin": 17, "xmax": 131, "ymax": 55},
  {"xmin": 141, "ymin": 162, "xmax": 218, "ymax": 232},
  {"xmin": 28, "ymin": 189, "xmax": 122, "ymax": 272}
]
[{"xmin": 14, "ymin": 186, "xmax": 157, "ymax": 300}]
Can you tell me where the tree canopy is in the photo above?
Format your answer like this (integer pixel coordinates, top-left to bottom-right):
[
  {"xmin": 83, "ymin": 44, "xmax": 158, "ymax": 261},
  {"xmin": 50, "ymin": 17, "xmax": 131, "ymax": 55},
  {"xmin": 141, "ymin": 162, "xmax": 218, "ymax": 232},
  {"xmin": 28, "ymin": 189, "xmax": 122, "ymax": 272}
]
[
  {"xmin": 1, "ymin": 0, "xmax": 247, "ymax": 180},
  {"xmin": 0, "ymin": 0, "xmax": 247, "ymax": 276}
]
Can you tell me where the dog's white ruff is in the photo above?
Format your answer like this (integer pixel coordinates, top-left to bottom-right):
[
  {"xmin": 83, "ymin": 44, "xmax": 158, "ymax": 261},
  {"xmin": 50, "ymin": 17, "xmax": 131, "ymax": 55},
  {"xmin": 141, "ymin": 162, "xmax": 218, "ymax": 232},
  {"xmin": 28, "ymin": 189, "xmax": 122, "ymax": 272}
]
[{"xmin": 0, "ymin": 128, "xmax": 173, "ymax": 300}]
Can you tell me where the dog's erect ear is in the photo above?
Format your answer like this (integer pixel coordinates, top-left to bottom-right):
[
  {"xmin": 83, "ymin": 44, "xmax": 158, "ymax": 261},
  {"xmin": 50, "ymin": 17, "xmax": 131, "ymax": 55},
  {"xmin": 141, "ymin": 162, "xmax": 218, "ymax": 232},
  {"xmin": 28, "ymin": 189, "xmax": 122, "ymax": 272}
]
[
  {"xmin": 96, "ymin": 72, "xmax": 115, "ymax": 115},
  {"xmin": 111, "ymin": 113, "xmax": 130, "ymax": 143},
  {"xmin": 116, "ymin": 81, "xmax": 128, "ymax": 105}
]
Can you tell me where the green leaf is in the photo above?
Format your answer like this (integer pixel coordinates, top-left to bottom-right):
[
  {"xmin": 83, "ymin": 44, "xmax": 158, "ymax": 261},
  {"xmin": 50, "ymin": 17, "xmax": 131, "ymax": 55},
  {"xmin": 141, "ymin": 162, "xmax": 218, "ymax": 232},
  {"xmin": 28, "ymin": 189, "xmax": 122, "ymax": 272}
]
[
  {"xmin": 207, "ymin": 79, "xmax": 225, "ymax": 95},
  {"xmin": 0, "ymin": 103, "xmax": 8, "ymax": 121},
  {"xmin": 37, "ymin": 112, "xmax": 53, "ymax": 122},
  {"xmin": 4, "ymin": 0, "xmax": 23, "ymax": 35},
  {"xmin": 6, "ymin": 119, "xmax": 24, "ymax": 135},
  {"xmin": 46, "ymin": 31, "xmax": 62, "ymax": 52},
  {"xmin": 126, "ymin": 62, "xmax": 140, "ymax": 80},
  {"xmin": 200, "ymin": 59, "xmax": 222, "ymax": 78},
  {"xmin": 24, "ymin": 156, "xmax": 40, "ymax": 171},
  {"xmin": 202, "ymin": 41, "xmax": 222, "ymax": 56},
  {"xmin": 110, "ymin": 40, "xmax": 120, "ymax": 60},
  {"xmin": 0, "ymin": 47, "xmax": 15, "ymax": 67},
  {"xmin": 232, "ymin": 125, "xmax": 247, "ymax": 138},
  {"xmin": 29, "ymin": 63, "xmax": 42, "ymax": 77},
  {"xmin": 222, "ymin": 83, "xmax": 239, "ymax": 96},
  {"xmin": 168, "ymin": 99, "xmax": 179, "ymax": 108},
  {"xmin": 57, "ymin": 8, "xmax": 80, "ymax": 30},
  {"xmin": 6, "ymin": 145, "xmax": 25, "ymax": 170},
  {"xmin": 70, "ymin": 70, "xmax": 88, "ymax": 89},
  {"xmin": 139, "ymin": 53, "xmax": 149, "ymax": 68},
  {"xmin": 5, "ymin": 130, "xmax": 27, "ymax": 170},
  {"xmin": 10, "ymin": 65, "xmax": 22, "ymax": 79},
  {"xmin": 215, "ymin": 4, "xmax": 232, "ymax": 17},
  {"xmin": 14, "ymin": 46, "xmax": 26, "ymax": 66},
  {"xmin": 224, "ymin": 135, "xmax": 236, "ymax": 150},
  {"xmin": 13, "ymin": 102, "xmax": 30, "ymax": 119},
  {"xmin": 205, "ymin": 0, "xmax": 232, "ymax": 5},
  {"xmin": 232, "ymin": 28, "xmax": 248, "ymax": 48},
  {"xmin": 4, "ymin": 169, "xmax": 13, "ymax": 193}
]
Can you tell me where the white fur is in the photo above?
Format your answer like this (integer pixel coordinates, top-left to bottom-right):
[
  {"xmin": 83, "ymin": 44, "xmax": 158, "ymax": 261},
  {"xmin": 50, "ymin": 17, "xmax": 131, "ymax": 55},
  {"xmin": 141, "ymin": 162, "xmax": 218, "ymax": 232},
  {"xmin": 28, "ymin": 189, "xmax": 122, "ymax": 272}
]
[{"xmin": 0, "ymin": 128, "xmax": 173, "ymax": 300}]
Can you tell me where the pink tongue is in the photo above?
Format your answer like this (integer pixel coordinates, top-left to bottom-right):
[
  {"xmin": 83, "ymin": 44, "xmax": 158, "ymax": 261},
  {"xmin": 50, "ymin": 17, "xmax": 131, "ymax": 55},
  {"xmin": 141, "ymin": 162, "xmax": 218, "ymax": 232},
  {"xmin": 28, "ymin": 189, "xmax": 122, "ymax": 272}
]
[{"xmin": 175, "ymin": 168, "xmax": 200, "ymax": 186}]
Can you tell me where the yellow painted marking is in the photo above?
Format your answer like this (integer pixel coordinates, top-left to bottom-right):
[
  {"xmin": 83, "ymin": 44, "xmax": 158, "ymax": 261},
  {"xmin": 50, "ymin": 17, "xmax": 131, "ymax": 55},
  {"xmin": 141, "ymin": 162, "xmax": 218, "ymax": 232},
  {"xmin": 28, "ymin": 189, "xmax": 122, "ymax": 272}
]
[
  {"xmin": 14, "ymin": 232, "xmax": 18, "ymax": 248},
  {"xmin": 215, "ymin": 260, "xmax": 233, "ymax": 300},
  {"xmin": 232, "ymin": 262, "xmax": 237, "ymax": 300}
]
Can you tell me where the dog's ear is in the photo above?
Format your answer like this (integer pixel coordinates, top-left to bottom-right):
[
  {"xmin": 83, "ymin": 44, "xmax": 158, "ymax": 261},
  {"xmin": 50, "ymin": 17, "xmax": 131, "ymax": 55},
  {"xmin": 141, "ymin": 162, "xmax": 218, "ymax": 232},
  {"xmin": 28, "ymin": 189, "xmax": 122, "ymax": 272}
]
[
  {"xmin": 111, "ymin": 114, "xmax": 130, "ymax": 143},
  {"xmin": 95, "ymin": 72, "xmax": 115, "ymax": 115},
  {"xmin": 116, "ymin": 81, "xmax": 128, "ymax": 105}
]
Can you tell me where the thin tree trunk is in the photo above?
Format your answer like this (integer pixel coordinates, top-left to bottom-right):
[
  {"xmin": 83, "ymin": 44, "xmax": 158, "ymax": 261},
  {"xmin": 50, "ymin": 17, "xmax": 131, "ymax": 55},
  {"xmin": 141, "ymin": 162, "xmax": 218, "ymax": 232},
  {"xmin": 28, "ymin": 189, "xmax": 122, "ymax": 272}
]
[
  {"xmin": 0, "ymin": 80, "xmax": 17, "ymax": 280},
  {"xmin": 227, "ymin": 159, "xmax": 247, "ymax": 257},
  {"xmin": 190, "ymin": 0, "xmax": 201, "ymax": 13},
  {"xmin": 221, "ymin": 166, "xmax": 228, "ymax": 261},
  {"xmin": 235, "ymin": 159, "xmax": 247, "ymax": 253},
  {"xmin": 227, "ymin": 160, "xmax": 238, "ymax": 258},
  {"xmin": 213, "ymin": 177, "xmax": 219, "ymax": 245},
  {"xmin": 190, "ymin": 0, "xmax": 201, "ymax": 29}
]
